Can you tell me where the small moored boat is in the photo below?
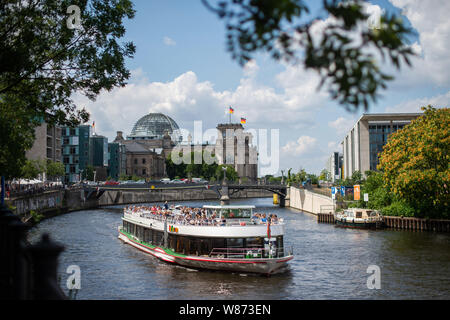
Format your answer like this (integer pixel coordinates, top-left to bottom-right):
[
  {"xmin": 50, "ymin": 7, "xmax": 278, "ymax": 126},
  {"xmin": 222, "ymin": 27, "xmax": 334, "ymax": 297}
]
[{"xmin": 334, "ymin": 208, "xmax": 383, "ymax": 229}]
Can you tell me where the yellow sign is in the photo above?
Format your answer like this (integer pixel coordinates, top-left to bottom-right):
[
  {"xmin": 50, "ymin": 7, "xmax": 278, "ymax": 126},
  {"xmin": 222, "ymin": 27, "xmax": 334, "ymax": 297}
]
[
  {"xmin": 354, "ymin": 185, "xmax": 360, "ymax": 200},
  {"xmin": 151, "ymin": 185, "xmax": 155, "ymax": 189}
]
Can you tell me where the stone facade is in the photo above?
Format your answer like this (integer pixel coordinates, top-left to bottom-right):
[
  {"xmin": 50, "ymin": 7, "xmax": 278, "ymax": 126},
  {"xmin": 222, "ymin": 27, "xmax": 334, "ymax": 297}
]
[
  {"xmin": 26, "ymin": 122, "xmax": 62, "ymax": 163},
  {"xmin": 340, "ymin": 113, "xmax": 422, "ymax": 179}
]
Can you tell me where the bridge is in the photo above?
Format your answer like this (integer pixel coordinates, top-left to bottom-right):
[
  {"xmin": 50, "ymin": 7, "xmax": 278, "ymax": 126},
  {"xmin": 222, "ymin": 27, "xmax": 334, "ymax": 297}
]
[{"xmin": 82, "ymin": 182, "xmax": 288, "ymax": 207}]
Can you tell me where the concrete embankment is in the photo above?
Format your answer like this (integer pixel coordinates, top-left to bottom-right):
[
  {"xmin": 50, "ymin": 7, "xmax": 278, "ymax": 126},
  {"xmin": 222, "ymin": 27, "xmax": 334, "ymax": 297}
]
[{"xmin": 287, "ymin": 186, "xmax": 334, "ymax": 215}]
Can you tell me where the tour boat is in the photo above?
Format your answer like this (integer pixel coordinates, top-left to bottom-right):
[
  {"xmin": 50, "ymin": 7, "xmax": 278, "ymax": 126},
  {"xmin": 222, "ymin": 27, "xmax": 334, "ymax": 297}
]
[
  {"xmin": 334, "ymin": 208, "xmax": 383, "ymax": 229},
  {"xmin": 117, "ymin": 204, "xmax": 293, "ymax": 275}
]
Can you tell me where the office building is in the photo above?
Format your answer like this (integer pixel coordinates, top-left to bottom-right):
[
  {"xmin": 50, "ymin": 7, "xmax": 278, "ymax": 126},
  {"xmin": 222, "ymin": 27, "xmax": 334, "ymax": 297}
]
[
  {"xmin": 326, "ymin": 152, "xmax": 343, "ymax": 182},
  {"xmin": 61, "ymin": 125, "xmax": 91, "ymax": 183},
  {"xmin": 340, "ymin": 113, "xmax": 422, "ymax": 179}
]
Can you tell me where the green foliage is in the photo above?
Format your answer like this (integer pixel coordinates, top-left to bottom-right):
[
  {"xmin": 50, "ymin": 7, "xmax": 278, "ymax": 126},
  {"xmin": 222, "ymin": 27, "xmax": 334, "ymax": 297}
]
[
  {"xmin": 84, "ymin": 165, "xmax": 95, "ymax": 181},
  {"xmin": 216, "ymin": 165, "xmax": 239, "ymax": 182},
  {"xmin": 351, "ymin": 170, "xmax": 363, "ymax": 184},
  {"xmin": 378, "ymin": 106, "xmax": 450, "ymax": 218},
  {"xmin": 381, "ymin": 201, "xmax": 416, "ymax": 217},
  {"xmin": 0, "ymin": 0, "xmax": 135, "ymax": 179},
  {"xmin": 0, "ymin": 101, "xmax": 38, "ymax": 179},
  {"xmin": 165, "ymin": 152, "xmax": 187, "ymax": 180},
  {"xmin": 204, "ymin": 0, "xmax": 414, "ymax": 111},
  {"xmin": 306, "ymin": 173, "xmax": 319, "ymax": 185},
  {"xmin": 20, "ymin": 159, "xmax": 45, "ymax": 180},
  {"xmin": 46, "ymin": 161, "xmax": 65, "ymax": 180},
  {"xmin": 319, "ymin": 169, "xmax": 330, "ymax": 181},
  {"xmin": 166, "ymin": 151, "xmax": 221, "ymax": 181},
  {"xmin": 30, "ymin": 210, "xmax": 44, "ymax": 224}
]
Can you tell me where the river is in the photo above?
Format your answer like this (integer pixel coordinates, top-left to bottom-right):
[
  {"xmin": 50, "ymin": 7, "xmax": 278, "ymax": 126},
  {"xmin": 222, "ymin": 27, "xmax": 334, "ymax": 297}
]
[{"xmin": 27, "ymin": 198, "xmax": 450, "ymax": 300}]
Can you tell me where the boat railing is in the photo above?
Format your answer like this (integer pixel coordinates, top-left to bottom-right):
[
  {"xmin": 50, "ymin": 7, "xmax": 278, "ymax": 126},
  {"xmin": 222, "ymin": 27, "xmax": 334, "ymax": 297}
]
[
  {"xmin": 124, "ymin": 210, "xmax": 284, "ymax": 227},
  {"xmin": 208, "ymin": 247, "xmax": 288, "ymax": 259}
]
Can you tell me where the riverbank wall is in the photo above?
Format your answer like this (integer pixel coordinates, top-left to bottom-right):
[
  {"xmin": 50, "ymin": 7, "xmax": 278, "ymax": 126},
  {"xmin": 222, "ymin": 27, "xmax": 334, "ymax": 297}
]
[
  {"xmin": 287, "ymin": 186, "xmax": 334, "ymax": 215},
  {"xmin": 317, "ymin": 212, "xmax": 450, "ymax": 232}
]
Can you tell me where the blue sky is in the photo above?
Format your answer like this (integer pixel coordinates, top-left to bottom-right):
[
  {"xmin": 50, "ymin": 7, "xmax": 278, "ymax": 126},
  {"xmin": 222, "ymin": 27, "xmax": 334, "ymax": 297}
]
[{"xmin": 78, "ymin": 0, "xmax": 450, "ymax": 176}]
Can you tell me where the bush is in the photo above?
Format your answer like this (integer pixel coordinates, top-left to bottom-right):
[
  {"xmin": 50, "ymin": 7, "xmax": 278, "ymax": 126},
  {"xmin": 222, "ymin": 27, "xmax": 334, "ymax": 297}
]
[
  {"xmin": 30, "ymin": 210, "xmax": 44, "ymax": 223},
  {"xmin": 381, "ymin": 201, "xmax": 416, "ymax": 217}
]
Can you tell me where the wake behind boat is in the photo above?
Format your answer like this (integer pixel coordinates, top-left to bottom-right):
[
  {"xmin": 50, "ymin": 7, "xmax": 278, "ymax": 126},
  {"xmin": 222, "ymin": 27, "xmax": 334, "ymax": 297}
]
[{"xmin": 118, "ymin": 204, "xmax": 293, "ymax": 275}]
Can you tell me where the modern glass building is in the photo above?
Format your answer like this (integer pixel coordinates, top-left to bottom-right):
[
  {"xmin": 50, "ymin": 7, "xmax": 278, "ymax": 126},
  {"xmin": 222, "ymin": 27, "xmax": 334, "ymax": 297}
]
[
  {"xmin": 89, "ymin": 135, "xmax": 108, "ymax": 167},
  {"xmin": 61, "ymin": 125, "xmax": 91, "ymax": 183},
  {"xmin": 340, "ymin": 113, "xmax": 422, "ymax": 179},
  {"xmin": 108, "ymin": 142, "xmax": 126, "ymax": 180}
]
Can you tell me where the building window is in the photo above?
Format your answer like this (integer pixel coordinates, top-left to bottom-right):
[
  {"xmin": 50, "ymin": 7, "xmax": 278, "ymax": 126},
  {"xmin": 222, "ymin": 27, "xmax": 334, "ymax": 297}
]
[
  {"xmin": 142, "ymin": 158, "xmax": 146, "ymax": 164},
  {"xmin": 142, "ymin": 169, "xmax": 146, "ymax": 175},
  {"xmin": 134, "ymin": 159, "xmax": 137, "ymax": 165}
]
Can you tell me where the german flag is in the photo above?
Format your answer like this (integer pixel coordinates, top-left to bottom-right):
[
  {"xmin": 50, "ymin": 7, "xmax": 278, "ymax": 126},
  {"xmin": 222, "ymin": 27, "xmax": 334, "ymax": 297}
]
[
  {"xmin": 240, "ymin": 117, "xmax": 246, "ymax": 124},
  {"xmin": 229, "ymin": 106, "xmax": 234, "ymax": 114}
]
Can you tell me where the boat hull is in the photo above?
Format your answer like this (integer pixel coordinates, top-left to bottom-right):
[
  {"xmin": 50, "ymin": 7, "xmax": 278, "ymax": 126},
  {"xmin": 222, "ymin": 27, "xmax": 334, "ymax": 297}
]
[
  {"xmin": 118, "ymin": 229, "xmax": 292, "ymax": 275},
  {"xmin": 335, "ymin": 219, "xmax": 380, "ymax": 229}
]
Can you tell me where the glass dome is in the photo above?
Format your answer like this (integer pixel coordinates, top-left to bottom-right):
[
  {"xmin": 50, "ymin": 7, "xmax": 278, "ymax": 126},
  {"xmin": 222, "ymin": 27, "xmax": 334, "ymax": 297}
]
[{"xmin": 128, "ymin": 113, "xmax": 181, "ymax": 142}]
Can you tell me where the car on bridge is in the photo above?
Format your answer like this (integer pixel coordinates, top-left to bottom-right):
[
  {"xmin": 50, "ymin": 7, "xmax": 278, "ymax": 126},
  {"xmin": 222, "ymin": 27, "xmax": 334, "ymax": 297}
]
[
  {"xmin": 171, "ymin": 179, "xmax": 186, "ymax": 184},
  {"xmin": 105, "ymin": 180, "xmax": 120, "ymax": 186}
]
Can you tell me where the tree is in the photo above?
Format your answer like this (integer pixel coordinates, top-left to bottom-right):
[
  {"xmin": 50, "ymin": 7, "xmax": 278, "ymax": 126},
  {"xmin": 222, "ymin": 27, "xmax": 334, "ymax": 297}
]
[
  {"xmin": 378, "ymin": 106, "xmax": 450, "ymax": 218},
  {"xmin": 319, "ymin": 169, "xmax": 330, "ymax": 181},
  {"xmin": 84, "ymin": 165, "xmax": 95, "ymax": 181},
  {"xmin": 351, "ymin": 170, "xmax": 363, "ymax": 184},
  {"xmin": 216, "ymin": 165, "xmax": 239, "ymax": 182},
  {"xmin": 1, "ymin": 0, "xmax": 135, "ymax": 179},
  {"xmin": 203, "ymin": 0, "xmax": 414, "ymax": 111},
  {"xmin": 46, "ymin": 161, "xmax": 65, "ymax": 181},
  {"xmin": 306, "ymin": 173, "xmax": 319, "ymax": 185},
  {"xmin": 20, "ymin": 160, "xmax": 43, "ymax": 180},
  {"xmin": 0, "ymin": 100, "xmax": 39, "ymax": 179}
]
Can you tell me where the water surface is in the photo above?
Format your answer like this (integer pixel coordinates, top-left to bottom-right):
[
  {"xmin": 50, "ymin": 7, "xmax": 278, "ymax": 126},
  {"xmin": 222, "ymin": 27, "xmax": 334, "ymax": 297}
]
[{"xmin": 28, "ymin": 198, "xmax": 450, "ymax": 299}]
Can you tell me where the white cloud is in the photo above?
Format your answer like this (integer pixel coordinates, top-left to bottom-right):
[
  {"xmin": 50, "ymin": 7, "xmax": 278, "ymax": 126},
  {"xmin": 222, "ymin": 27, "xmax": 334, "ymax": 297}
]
[
  {"xmin": 384, "ymin": 91, "xmax": 450, "ymax": 113},
  {"xmin": 281, "ymin": 136, "xmax": 317, "ymax": 156},
  {"xmin": 74, "ymin": 59, "xmax": 331, "ymax": 143},
  {"xmin": 328, "ymin": 117, "xmax": 356, "ymax": 135},
  {"xmin": 327, "ymin": 141, "xmax": 341, "ymax": 152},
  {"xmin": 388, "ymin": 0, "xmax": 450, "ymax": 86},
  {"xmin": 163, "ymin": 36, "xmax": 176, "ymax": 46}
]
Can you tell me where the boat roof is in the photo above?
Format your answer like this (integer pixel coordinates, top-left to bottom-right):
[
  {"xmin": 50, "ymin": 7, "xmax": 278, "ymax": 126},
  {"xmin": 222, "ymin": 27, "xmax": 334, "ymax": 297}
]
[{"xmin": 202, "ymin": 205, "xmax": 256, "ymax": 209}]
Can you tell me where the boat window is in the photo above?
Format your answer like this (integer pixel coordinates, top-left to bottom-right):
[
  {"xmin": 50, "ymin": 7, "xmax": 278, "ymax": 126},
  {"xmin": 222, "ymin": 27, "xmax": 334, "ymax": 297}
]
[
  {"xmin": 246, "ymin": 237, "xmax": 263, "ymax": 248},
  {"xmin": 226, "ymin": 238, "xmax": 244, "ymax": 248},
  {"xmin": 153, "ymin": 230, "xmax": 163, "ymax": 246},
  {"xmin": 356, "ymin": 212, "xmax": 362, "ymax": 218},
  {"xmin": 347, "ymin": 211, "xmax": 354, "ymax": 218},
  {"xmin": 212, "ymin": 238, "xmax": 226, "ymax": 250}
]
